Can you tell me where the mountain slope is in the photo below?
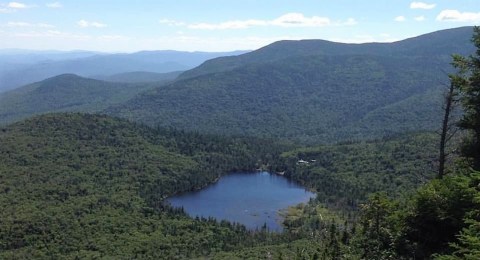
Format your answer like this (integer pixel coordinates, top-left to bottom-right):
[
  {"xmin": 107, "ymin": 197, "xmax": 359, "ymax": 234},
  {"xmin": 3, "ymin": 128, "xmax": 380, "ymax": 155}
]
[
  {"xmin": 0, "ymin": 74, "xmax": 155, "ymax": 125},
  {"xmin": 107, "ymin": 27, "xmax": 473, "ymax": 143},
  {"xmin": 179, "ymin": 26, "xmax": 474, "ymax": 80},
  {"xmin": 0, "ymin": 113, "xmax": 196, "ymax": 258},
  {"xmin": 1, "ymin": 27, "xmax": 472, "ymax": 142},
  {"xmin": 108, "ymin": 53, "xmax": 447, "ymax": 143}
]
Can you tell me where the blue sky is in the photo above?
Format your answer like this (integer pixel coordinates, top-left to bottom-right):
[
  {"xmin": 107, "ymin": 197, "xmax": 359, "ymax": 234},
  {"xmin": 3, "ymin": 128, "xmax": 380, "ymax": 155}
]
[{"xmin": 0, "ymin": 0, "xmax": 479, "ymax": 52}]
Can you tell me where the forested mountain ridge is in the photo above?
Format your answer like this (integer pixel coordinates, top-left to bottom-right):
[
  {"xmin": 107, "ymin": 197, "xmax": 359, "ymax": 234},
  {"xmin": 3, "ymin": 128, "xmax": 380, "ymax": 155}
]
[
  {"xmin": 180, "ymin": 26, "xmax": 474, "ymax": 80},
  {"xmin": 106, "ymin": 27, "xmax": 474, "ymax": 143},
  {"xmin": 0, "ymin": 74, "xmax": 156, "ymax": 125},
  {"xmin": 0, "ymin": 27, "xmax": 472, "ymax": 143},
  {"xmin": 108, "ymin": 53, "xmax": 449, "ymax": 143}
]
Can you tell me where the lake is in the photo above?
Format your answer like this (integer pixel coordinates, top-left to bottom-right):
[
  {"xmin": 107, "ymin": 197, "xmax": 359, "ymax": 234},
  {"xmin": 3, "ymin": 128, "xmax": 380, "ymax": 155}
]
[{"xmin": 167, "ymin": 172, "xmax": 316, "ymax": 232}]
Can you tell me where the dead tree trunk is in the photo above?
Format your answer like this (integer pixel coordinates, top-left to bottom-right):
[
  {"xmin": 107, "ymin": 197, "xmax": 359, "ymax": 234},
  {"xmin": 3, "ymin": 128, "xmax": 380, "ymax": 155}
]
[{"xmin": 439, "ymin": 82, "xmax": 456, "ymax": 179}]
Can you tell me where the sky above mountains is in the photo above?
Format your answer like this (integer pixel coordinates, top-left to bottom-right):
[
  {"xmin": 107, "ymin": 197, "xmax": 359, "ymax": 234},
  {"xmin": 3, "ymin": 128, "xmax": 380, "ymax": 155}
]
[{"xmin": 0, "ymin": 0, "xmax": 479, "ymax": 52}]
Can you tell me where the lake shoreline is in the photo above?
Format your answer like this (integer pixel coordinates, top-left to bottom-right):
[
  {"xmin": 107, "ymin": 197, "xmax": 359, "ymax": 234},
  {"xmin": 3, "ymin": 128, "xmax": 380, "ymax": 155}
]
[{"xmin": 167, "ymin": 171, "xmax": 316, "ymax": 232}]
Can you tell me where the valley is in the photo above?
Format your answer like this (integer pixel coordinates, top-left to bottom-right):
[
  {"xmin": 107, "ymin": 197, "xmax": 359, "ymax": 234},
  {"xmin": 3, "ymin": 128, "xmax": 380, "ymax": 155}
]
[{"xmin": 0, "ymin": 22, "xmax": 479, "ymax": 259}]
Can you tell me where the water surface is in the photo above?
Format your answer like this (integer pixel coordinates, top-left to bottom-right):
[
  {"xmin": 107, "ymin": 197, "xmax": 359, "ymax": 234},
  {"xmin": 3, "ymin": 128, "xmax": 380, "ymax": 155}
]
[{"xmin": 167, "ymin": 172, "xmax": 316, "ymax": 231}]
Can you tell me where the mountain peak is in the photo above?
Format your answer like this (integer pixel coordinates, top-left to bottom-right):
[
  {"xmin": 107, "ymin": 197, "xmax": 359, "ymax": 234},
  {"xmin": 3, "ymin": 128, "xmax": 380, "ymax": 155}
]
[{"xmin": 179, "ymin": 26, "xmax": 474, "ymax": 80}]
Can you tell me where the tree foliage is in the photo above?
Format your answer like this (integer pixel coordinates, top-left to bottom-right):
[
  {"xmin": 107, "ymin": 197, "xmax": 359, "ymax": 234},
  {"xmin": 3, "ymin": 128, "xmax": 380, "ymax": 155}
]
[
  {"xmin": 0, "ymin": 113, "xmax": 292, "ymax": 259},
  {"xmin": 109, "ymin": 54, "xmax": 447, "ymax": 144},
  {"xmin": 451, "ymin": 26, "xmax": 480, "ymax": 170},
  {"xmin": 280, "ymin": 133, "xmax": 439, "ymax": 209}
]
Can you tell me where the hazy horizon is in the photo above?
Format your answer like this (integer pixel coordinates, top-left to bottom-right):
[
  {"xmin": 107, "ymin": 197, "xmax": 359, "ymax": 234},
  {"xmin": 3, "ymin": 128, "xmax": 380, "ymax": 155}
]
[
  {"xmin": 0, "ymin": 26, "xmax": 474, "ymax": 54},
  {"xmin": 0, "ymin": 0, "xmax": 478, "ymax": 52}
]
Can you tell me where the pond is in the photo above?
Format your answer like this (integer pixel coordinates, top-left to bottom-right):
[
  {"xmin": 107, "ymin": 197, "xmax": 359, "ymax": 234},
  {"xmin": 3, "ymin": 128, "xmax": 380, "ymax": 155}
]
[{"xmin": 167, "ymin": 171, "xmax": 316, "ymax": 232}]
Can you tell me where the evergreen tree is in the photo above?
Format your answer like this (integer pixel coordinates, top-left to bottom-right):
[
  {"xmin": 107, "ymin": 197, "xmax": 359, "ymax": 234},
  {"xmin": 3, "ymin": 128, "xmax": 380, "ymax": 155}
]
[
  {"xmin": 357, "ymin": 193, "xmax": 397, "ymax": 259},
  {"xmin": 451, "ymin": 26, "xmax": 480, "ymax": 170}
]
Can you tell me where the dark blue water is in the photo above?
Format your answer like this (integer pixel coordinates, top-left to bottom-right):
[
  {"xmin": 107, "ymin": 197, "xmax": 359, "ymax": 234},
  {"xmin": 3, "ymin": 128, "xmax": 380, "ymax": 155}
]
[{"xmin": 167, "ymin": 172, "xmax": 316, "ymax": 232}]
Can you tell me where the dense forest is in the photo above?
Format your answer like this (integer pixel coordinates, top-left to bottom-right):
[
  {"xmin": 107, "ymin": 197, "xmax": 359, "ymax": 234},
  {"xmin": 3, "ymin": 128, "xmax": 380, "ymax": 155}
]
[
  {"xmin": 108, "ymin": 27, "xmax": 475, "ymax": 143},
  {"xmin": 108, "ymin": 54, "xmax": 446, "ymax": 143},
  {"xmin": 280, "ymin": 132, "xmax": 440, "ymax": 209},
  {"xmin": 0, "ymin": 74, "xmax": 157, "ymax": 125},
  {"xmin": 0, "ymin": 26, "xmax": 479, "ymax": 259},
  {"xmin": 0, "ymin": 113, "xmax": 449, "ymax": 259},
  {"xmin": 0, "ymin": 113, "xmax": 292, "ymax": 258}
]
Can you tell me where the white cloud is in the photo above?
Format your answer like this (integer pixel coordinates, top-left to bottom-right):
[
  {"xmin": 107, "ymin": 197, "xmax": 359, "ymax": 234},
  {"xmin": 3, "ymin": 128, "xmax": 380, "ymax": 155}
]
[
  {"xmin": 414, "ymin": 16, "xmax": 426, "ymax": 21},
  {"xmin": 98, "ymin": 34, "xmax": 129, "ymax": 41},
  {"xmin": 328, "ymin": 33, "xmax": 400, "ymax": 44},
  {"xmin": 0, "ymin": 1, "xmax": 34, "ymax": 12},
  {"xmin": 141, "ymin": 35, "xmax": 303, "ymax": 51},
  {"xmin": 179, "ymin": 13, "xmax": 356, "ymax": 30},
  {"xmin": 159, "ymin": 19, "xmax": 185, "ymax": 27},
  {"xmin": 342, "ymin": 18, "xmax": 358, "ymax": 26},
  {"xmin": 270, "ymin": 13, "xmax": 331, "ymax": 27},
  {"xmin": 410, "ymin": 2, "xmax": 436, "ymax": 10},
  {"xmin": 189, "ymin": 19, "xmax": 267, "ymax": 30},
  {"xmin": 38, "ymin": 23, "xmax": 53, "ymax": 28},
  {"xmin": 394, "ymin": 16, "xmax": 406, "ymax": 22},
  {"xmin": 7, "ymin": 2, "xmax": 29, "ymax": 8},
  {"xmin": 7, "ymin": 21, "xmax": 29, "ymax": 26},
  {"xmin": 46, "ymin": 2, "xmax": 62, "ymax": 8},
  {"xmin": 77, "ymin": 19, "xmax": 107, "ymax": 28},
  {"xmin": 436, "ymin": 9, "xmax": 480, "ymax": 23},
  {"xmin": 5, "ymin": 21, "xmax": 54, "ymax": 28},
  {"xmin": 77, "ymin": 20, "xmax": 88, "ymax": 27}
]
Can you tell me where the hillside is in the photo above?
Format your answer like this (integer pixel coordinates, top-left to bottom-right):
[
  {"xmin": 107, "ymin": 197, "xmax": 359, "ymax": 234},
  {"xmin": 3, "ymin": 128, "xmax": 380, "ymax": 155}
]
[
  {"xmin": 281, "ymin": 132, "xmax": 440, "ymax": 208},
  {"xmin": 0, "ymin": 74, "xmax": 155, "ymax": 125},
  {"xmin": 106, "ymin": 27, "xmax": 474, "ymax": 143},
  {"xmin": 0, "ymin": 113, "xmax": 291, "ymax": 258},
  {"xmin": 108, "ymin": 53, "xmax": 447, "ymax": 143},
  {"xmin": 179, "ymin": 26, "xmax": 474, "ymax": 80},
  {"xmin": 0, "ymin": 50, "xmax": 247, "ymax": 92}
]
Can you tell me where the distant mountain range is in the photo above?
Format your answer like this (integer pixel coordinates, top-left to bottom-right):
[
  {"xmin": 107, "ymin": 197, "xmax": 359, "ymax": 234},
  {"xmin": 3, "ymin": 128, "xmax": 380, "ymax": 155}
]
[
  {"xmin": 91, "ymin": 71, "xmax": 182, "ymax": 83},
  {"xmin": 0, "ymin": 49, "xmax": 100, "ymax": 64},
  {"xmin": 0, "ymin": 50, "xmax": 247, "ymax": 92},
  {"xmin": 0, "ymin": 26, "xmax": 475, "ymax": 143}
]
